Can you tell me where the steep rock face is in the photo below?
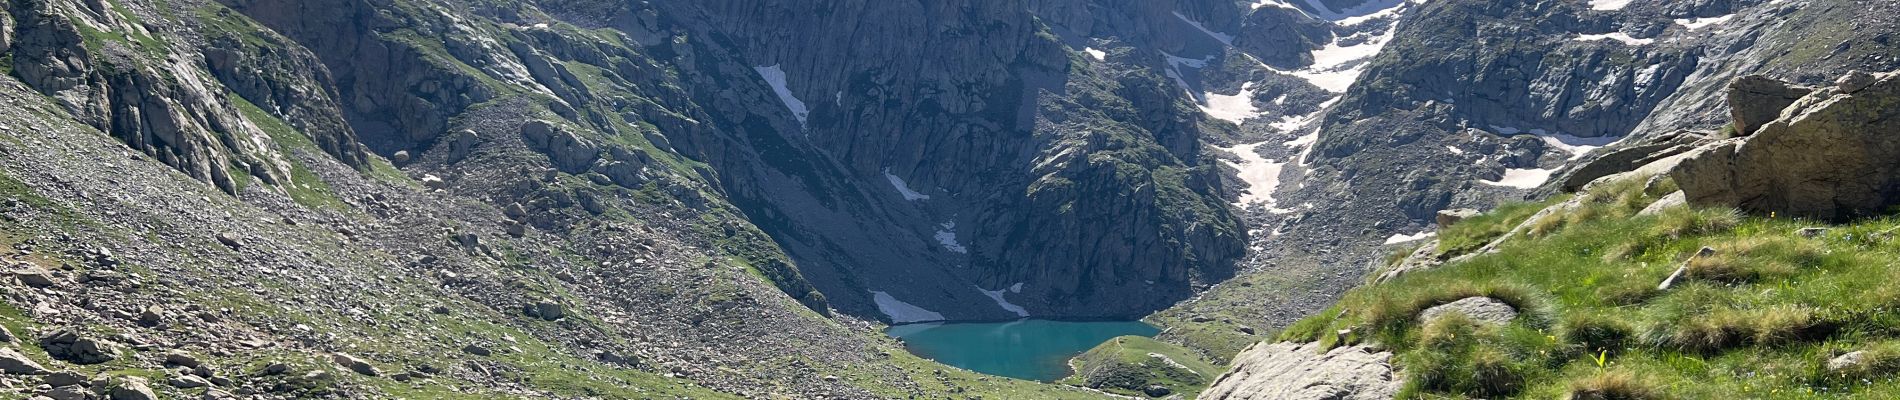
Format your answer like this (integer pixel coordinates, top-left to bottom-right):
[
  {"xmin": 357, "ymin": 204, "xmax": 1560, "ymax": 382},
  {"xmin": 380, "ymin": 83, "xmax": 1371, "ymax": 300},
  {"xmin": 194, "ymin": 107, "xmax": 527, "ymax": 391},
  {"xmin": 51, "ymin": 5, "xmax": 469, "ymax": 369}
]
[
  {"xmin": 199, "ymin": 0, "xmax": 1252, "ymax": 321},
  {"xmin": 1673, "ymin": 70, "xmax": 1900, "ymax": 220},
  {"xmin": 217, "ymin": 0, "xmax": 501, "ymax": 153},
  {"xmin": 4, "ymin": 0, "xmax": 365, "ymax": 194},
  {"xmin": 633, "ymin": 0, "xmax": 1250, "ymax": 319}
]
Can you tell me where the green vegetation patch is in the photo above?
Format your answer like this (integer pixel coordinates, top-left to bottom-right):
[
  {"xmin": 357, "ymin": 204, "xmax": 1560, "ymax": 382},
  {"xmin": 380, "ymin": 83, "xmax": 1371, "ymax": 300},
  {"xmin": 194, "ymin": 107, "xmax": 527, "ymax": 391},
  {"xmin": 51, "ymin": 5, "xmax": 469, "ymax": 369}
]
[
  {"xmin": 1282, "ymin": 174, "xmax": 1900, "ymax": 398},
  {"xmin": 227, "ymin": 93, "xmax": 350, "ymax": 211},
  {"xmin": 1065, "ymin": 336, "xmax": 1224, "ymax": 398}
]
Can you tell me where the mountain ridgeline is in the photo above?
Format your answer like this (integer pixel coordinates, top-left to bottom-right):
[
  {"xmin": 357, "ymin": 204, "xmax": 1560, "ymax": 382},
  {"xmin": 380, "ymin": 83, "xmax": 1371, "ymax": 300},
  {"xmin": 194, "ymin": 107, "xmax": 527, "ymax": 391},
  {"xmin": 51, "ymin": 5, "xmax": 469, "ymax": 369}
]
[{"xmin": 0, "ymin": 0, "xmax": 1897, "ymax": 398}]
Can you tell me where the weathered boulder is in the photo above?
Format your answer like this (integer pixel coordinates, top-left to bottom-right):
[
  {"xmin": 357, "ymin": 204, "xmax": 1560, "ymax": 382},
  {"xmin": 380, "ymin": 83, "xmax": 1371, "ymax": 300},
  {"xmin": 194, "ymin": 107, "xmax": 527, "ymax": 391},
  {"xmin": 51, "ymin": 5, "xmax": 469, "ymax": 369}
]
[
  {"xmin": 1838, "ymin": 71, "xmax": 1877, "ymax": 94},
  {"xmin": 1726, "ymin": 75, "xmax": 1813, "ymax": 136},
  {"xmin": 39, "ymin": 329, "xmax": 117, "ymax": 365},
  {"xmin": 1435, "ymin": 209, "xmax": 1479, "ymax": 228},
  {"xmin": 1673, "ymin": 71, "xmax": 1900, "ymax": 221},
  {"xmin": 332, "ymin": 352, "xmax": 380, "ymax": 376},
  {"xmin": 1418, "ymin": 297, "xmax": 1518, "ymax": 326},
  {"xmin": 1200, "ymin": 342, "xmax": 1399, "ymax": 400},
  {"xmin": 520, "ymin": 120, "xmax": 599, "ymax": 173},
  {"xmin": 524, "ymin": 300, "xmax": 565, "ymax": 321},
  {"xmin": 1555, "ymin": 130, "xmax": 1709, "ymax": 193},
  {"xmin": 0, "ymin": 348, "xmax": 48, "ymax": 374},
  {"xmin": 1829, "ymin": 351, "xmax": 1868, "ymax": 372},
  {"xmin": 107, "ymin": 376, "xmax": 158, "ymax": 400},
  {"xmin": 14, "ymin": 268, "xmax": 57, "ymax": 288},
  {"xmin": 1375, "ymin": 239, "xmax": 1442, "ymax": 284}
]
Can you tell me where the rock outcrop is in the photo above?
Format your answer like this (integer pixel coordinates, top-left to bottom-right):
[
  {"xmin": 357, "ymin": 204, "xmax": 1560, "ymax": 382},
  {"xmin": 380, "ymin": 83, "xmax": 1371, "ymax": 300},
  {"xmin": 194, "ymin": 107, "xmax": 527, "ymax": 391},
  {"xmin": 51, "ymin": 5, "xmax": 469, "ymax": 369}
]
[
  {"xmin": 1418, "ymin": 297, "xmax": 1518, "ymax": 326},
  {"xmin": 1726, "ymin": 75, "xmax": 1814, "ymax": 136},
  {"xmin": 1200, "ymin": 342, "xmax": 1399, "ymax": 400},
  {"xmin": 1673, "ymin": 70, "xmax": 1900, "ymax": 221}
]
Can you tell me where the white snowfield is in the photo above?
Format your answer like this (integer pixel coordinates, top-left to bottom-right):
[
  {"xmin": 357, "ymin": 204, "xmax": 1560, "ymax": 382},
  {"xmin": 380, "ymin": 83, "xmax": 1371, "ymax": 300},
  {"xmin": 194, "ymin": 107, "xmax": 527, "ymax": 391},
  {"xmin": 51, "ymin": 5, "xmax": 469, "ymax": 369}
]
[
  {"xmin": 1220, "ymin": 141, "xmax": 1288, "ymax": 208},
  {"xmin": 1574, "ymin": 32, "xmax": 1653, "ymax": 46},
  {"xmin": 754, "ymin": 65, "xmax": 810, "ymax": 127},
  {"xmin": 1480, "ymin": 168, "xmax": 1556, "ymax": 189},
  {"xmin": 871, "ymin": 291, "xmax": 944, "ymax": 323},
  {"xmin": 935, "ymin": 222, "xmax": 968, "ymax": 254},
  {"xmin": 882, "ymin": 169, "xmax": 931, "ymax": 201},
  {"xmin": 1174, "ymin": 11, "xmax": 1236, "ymax": 45},
  {"xmin": 978, "ymin": 285, "xmax": 1029, "ymax": 317},
  {"xmin": 1588, "ymin": 0, "xmax": 1631, "ymax": 11},
  {"xmin": 1384, "ymin": 231, "xmax": 1436, "ymax": 245},
  {"xmin": 1674, "ymin": 15, "xmax": 1733, "ymax": 30},
  {"xmin": 1202, "ymin": 83, "xmax": 1263, "ymax": 124}
]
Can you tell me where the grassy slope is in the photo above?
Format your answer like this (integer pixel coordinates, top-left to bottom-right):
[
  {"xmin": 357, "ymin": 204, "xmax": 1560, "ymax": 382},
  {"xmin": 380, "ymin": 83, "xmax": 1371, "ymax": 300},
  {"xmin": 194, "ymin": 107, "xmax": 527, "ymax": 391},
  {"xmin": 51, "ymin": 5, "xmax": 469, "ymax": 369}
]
[
  {"xmin": 1280, "ymin": 175, "xmax": 1900, "ymax": 398},
  {"xmin": 1066, "ymin": 335, "xmax": 1224, "ymax": 398}
]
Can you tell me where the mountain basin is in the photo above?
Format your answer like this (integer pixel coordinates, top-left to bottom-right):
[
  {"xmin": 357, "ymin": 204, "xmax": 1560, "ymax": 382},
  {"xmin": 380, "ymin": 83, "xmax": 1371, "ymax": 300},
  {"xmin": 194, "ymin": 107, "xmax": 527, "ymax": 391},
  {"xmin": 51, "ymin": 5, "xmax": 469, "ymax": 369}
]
[{"xmin": 885, "ymin": 319, "xmax": 1161, "ymax": 381}]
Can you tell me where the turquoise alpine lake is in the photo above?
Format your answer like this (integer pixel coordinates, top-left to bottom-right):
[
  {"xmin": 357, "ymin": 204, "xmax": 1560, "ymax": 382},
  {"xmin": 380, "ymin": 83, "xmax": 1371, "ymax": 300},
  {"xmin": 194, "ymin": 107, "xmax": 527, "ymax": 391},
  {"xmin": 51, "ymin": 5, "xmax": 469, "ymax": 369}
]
[{"xmin": 885, "ymin": 319, "xmax": 1161, "ymax": 381}]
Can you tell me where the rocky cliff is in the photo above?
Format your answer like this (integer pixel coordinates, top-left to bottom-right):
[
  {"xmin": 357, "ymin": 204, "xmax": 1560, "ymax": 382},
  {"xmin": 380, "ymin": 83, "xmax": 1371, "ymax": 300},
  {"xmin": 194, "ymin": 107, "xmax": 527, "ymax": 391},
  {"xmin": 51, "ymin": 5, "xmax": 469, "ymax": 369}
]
[{"xmin": 1211, "ymin": 66, "xmax": 1900, "ymax": 399}]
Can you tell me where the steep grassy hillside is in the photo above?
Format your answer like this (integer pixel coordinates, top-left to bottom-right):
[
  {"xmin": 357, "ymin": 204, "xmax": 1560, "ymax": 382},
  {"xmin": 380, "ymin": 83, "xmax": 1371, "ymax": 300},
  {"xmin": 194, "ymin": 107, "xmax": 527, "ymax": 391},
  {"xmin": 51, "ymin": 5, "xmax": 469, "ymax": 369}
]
[{"xmin": 1278, "ymin": 174, "xmax": 1900, "ymax": 398}]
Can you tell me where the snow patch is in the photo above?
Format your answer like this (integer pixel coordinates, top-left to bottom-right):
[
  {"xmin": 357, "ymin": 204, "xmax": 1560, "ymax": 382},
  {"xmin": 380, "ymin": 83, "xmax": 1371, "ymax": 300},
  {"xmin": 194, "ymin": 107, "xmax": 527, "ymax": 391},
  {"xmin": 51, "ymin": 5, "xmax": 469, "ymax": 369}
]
[
  {"xmin": 1255, "ymin": 26, "xmax": 1396, "ymax": 93},
  {"xmin": 1487, "ymin": 126, "xmax": 1622, "ymax": 160},
  {"xmin": 1220, "ymin": 142, "xmax": 1287, "ymax": 208},
  {"xmin": 1537, "ymin": 132, "xmax": 1621, "ymax": 160},
  {"xmin": 1173, "ymin": 12, "xmax": 1235, "ymax": 45},
  {"xmin": 1673, "ymin": 15, "xmax": 1733, "ymax": 30},
  {"xmin": 1481, "ymin": 168, "xmax": 1556, "ymax": 189},
  {"xmin": 1161, "ymin": 52, "xmax": 1212, "ymax": 94},
  {"xmin": 978, "ymin": 286, "xmax": 1029, "ymax": 317},
  {"xmin": 1574, "ymin": 32, "xmax": 1654, "ymax": 46},
  {"xmin": 1297, "ymin": 0, "xmax": 1406, "ymax": 21},
  {"xmin": 1285, "ymin": 130, "xmax": 1320, "ymax": 165},
  {"xmin": 934, "ymin": 222, "xmax": 968, "ymax": 254},
  {"xmin": 1588, "ymin": 0, "xmax": 1631, "ymax": 10},
  {"xmin": 1384, "ymin": 231, "xmax": 1436, "ymax": 245},
  {"xmin": 1251, "ymin": 0, "xmax": 1302, "ymax": 11},
  {"xmin": 1084, "ymin": 47, "xmax": 1107, "ymax": 61},
  {"xmin": 754, "ymin": 65, "xmax": 810, "ymax": 127},
  {"xmin": 871, "ymin": 291, "xmax": 944, "ymax": 323},
  {"xmin": 883, "ymin": 169, "xmax": 931, "ymax": 201},
  {"xmin": 1269, "ymin": 98, "xmax": 1334, "ymax": 132},
  {"xmin": 1201, "ymin": 83, "xmax": 1262, "ymax": 124}
]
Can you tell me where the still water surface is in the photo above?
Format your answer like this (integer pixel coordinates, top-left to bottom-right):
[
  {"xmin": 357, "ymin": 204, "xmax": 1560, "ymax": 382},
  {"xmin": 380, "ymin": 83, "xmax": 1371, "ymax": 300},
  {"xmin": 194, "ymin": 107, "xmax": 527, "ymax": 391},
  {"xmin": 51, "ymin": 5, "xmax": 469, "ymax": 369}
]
[{"xmin": 886, "ymin": 319, "xmax": 1160, "ymax": 381}]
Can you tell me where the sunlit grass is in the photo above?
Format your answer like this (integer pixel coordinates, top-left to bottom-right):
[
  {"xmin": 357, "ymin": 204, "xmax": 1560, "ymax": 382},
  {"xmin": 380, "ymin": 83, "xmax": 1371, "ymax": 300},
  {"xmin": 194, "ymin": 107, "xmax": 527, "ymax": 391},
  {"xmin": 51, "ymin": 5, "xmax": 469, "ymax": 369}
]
[{"xmin": 1282, "ymin": 175, "xmax": 1900, "ymax": 398}]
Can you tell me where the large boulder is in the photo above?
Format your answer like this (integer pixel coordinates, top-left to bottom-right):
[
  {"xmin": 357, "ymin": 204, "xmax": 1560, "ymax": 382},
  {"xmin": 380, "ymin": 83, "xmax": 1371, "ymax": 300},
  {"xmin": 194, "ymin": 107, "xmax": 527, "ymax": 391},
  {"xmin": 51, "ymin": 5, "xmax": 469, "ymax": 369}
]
[
  {"xmin": 1418, "ymin": 297, "xmax": 1518, "ymax": 326},
  {"xmin": 1673, "ymin": 70, "xmax": 1900, "ymax": 221},
  {"xmin": 0, "ymin": 348, "xmax": 47, "ymax": 375},
  {"xmin": 39, "ymin": 329, "xmax": 117, "ymax": 365},
  {"xmin": 520, "ymin": 120, "xmax": 600, "ymax": 173},
  {"xmin": 1726, "ymin": 75, "xmax": 1813, "ymax": 136},
  {"xmin": 1200, "ymin": 342, "xmax": 1399, "ymax": 400}
]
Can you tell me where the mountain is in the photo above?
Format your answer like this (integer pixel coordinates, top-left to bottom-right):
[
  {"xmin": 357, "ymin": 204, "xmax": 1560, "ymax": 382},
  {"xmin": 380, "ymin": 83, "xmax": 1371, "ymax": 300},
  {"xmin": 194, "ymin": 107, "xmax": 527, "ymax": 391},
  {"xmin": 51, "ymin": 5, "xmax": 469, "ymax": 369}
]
[{"xmin": 1, "ymin": 0, "xmax": 1896, "ymax": 398}]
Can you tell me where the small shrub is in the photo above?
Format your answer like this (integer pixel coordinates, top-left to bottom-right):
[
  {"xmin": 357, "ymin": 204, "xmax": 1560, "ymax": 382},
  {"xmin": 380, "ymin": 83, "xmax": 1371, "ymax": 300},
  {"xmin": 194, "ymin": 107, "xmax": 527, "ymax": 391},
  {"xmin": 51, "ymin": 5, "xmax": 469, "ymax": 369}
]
[
  {"xmin": 1418, "ymin": 314, "xmax": 1482, "ymax": 351},
  {"xmin": 1468, "ymin": 347, "xmax": 1526, "ymax": 396},
  {"xmin": 1662, "ymin": 309, "xmax": 1752, "ymax": 353},
  {"xmin": 1752, "ymin": 306, "xmax": 1826, "ymax": 346},
  {"xmin": 1567, "ymin": 370, "xmax": 1660, "ymax": 400},
  {"xmin": 1652, "ymin": 207, "xmax": 1741, "ymax": 239},
  {"xmin": 1562, "ymin": 313, "xmax": 1635, "ymax": 352}
]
